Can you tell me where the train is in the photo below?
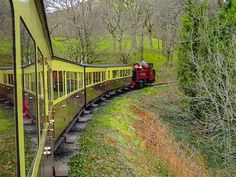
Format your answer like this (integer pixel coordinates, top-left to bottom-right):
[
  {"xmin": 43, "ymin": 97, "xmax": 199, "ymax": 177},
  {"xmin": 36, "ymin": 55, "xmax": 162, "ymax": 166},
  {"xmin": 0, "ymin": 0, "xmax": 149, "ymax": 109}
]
[
  {"xmin": 0, "ymin": 1, "xmax": 155, "ymax": 177},
  {"xmin": 132, "ymin": 62, "xmax": 156, "ymax": 88}
]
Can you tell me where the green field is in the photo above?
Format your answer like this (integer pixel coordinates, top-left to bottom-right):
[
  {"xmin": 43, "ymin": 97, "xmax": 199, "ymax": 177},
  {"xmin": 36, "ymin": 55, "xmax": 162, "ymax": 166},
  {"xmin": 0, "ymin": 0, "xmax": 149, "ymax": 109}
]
[
  {"xmin": 0, "ymin": 40, "xmax": 13, "ymax": 66},
  {"xmin": 52, "ymin": 36, "xmax": 165, "ymax": 68},
  {"xmin": 52, "ymin": 36, "xmax": 176, "ymax": 84}
]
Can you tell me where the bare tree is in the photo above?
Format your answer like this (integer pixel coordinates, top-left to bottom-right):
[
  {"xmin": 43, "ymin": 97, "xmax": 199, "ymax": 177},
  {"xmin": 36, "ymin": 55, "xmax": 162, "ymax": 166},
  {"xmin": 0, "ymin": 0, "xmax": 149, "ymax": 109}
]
[
  {"xmin": 45, "ymin": 0, "xmax": 100, "ymax": 63},
  {"xmin": 45, "ymin": 0, "xmax": 183, "ymax": 64}
]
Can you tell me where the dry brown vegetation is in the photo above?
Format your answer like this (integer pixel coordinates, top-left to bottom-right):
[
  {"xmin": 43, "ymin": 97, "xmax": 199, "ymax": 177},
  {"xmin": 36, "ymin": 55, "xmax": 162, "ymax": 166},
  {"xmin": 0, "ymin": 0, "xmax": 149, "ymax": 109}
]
[{"xmin": 132, "ymin": 104, "xmax": 208, "ymax": 177}]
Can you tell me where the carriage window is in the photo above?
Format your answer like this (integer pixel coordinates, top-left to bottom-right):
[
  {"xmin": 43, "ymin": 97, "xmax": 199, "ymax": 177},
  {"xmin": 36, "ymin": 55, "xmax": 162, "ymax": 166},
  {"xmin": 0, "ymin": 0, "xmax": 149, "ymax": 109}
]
[
  {"xmin": 58, "ymin": 71, "xmax": 64, "ymax": 97},
  {"xmin": 47, "ymin": 69, "xmax": 52, "ymax": 101},
  {"xmin": 87, "ymin": 72, "xmax": 92, "ymax": 85},
  {"xmin": 71, "ymin": 72, "xmax": 77, "ymax": 91},
  {"xmin": 78, "ymin": 72, "xmax": 83, "ymax": 88},
  {"xmin": 3, "ymin": 74, "xmax": 7, "ymax": 84},
  {"xmin": 102, "ymin": 72, "xmax": 106, "ymax": 81},
  {"xmin": 21, "ymin": 19, "xmax": 38, "ymax": 176},
  {"xmin": 98, "ymin": 72, "xmax": 101, "ymax": 82},
  {"xmin": 93, "ymin": 72, "xmax": 96, "ymax": 83},
  {"xmin": 85, "ymin": 73, "xmax": 89, "ymax": 86},
  {"xmin": 38, "ymin": 49, "xmax": 46, "ymax": 133},
  {"xmin": 66, "ymin": 72, "xmax": 71, "ymax": 93},
  {"xmin": 8, "ymin": 74, "xmax": 13, "ymax": 85},
  {"xmin": 0, "ymin": 1, "xmax": 18, "ymax": 176},
  {"xmin": 74, "ymin": 72, "xmax": 78, "ymax": 91},
  {"xmin": 53, "ymin": 71, "xmax": 58, "ymax": 99},
  {"xmin": 113, "ymin": 70, "xmax": 119, "ymax": 78}
]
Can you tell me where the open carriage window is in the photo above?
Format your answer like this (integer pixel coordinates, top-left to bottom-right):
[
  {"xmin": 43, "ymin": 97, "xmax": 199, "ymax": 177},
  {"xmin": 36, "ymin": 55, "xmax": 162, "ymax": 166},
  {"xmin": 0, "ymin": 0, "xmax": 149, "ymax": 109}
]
[
  {"xmin": 0, "ymin": 0, "xmax": 18, "ymax": 176},
  {"xmin": 20, "ymin": 19, "xmax": 38, "ymax": 176}
]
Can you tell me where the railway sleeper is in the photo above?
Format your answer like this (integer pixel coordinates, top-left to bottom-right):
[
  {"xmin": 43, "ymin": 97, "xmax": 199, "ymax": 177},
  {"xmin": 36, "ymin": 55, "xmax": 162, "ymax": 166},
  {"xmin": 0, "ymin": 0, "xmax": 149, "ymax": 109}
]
[
  {"xmin": 72, "ymin": 122, "xmax": 88, "ymax": 132},
  {"xmin": 83, "ymin": 109, "xmax": 91, "ymax": 114},
  {"xmin": 78, "ymin": 115, "xmax": 93, "ymax": 123},
  {"xmin": 117, "ymin": 89, "xmax": 123, "ymax": 93},
  {"xmin": 65, "ymin": 134, "xmax": 77, "ymax": 144},
  {"xmin": 54, "ymin": 162, "xmax": 68, "ymax": 177},
  {"xmin": 109, "ymin": 91, "xmax": 116, "ymax": 95},
  {"xmin": 101, "ymin": 97, "xmax": 106, "ymax": 101},
  {"xmin": 92, "ymin": 103, "xmax": 98, "ymax": 107}
]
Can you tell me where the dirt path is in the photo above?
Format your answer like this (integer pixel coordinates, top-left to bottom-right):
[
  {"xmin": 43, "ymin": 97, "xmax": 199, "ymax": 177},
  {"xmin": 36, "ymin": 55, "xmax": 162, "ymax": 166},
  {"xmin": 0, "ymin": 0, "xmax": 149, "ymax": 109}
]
[{"xmin": 131, "ymin": 104, "xmax": 208, "ymax": 177}]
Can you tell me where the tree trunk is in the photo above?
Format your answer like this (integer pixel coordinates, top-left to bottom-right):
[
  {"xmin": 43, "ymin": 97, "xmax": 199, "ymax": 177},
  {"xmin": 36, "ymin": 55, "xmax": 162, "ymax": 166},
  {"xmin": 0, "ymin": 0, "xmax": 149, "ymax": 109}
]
[
  {"xmin": 149, "ymin": 34, "xmax": 153, "ymax": 49},
  {"xmin": 157, "ymin": 37, "xmax": 161, "ymax": 58},
  {"xmin": 140, "ymin": 28, "xmax": 145, "ymax": 61},
  {"xmin": 131, "ymin": 33, "xmax": 137, "ymax": 52},
  {"xmin": 112, "ymin": 34, "xmax": 117, "ymax": 54},
  {"xmin": 118, "ymin": 36, "xmax": 124, "ymax": 63}
]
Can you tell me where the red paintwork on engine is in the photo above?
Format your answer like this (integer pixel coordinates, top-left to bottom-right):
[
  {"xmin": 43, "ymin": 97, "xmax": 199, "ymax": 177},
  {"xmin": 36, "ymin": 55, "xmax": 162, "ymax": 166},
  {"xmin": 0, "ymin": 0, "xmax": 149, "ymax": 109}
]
[{"xmin": 132, "ymin": 62, "xmax": 156, "ymax": 87}]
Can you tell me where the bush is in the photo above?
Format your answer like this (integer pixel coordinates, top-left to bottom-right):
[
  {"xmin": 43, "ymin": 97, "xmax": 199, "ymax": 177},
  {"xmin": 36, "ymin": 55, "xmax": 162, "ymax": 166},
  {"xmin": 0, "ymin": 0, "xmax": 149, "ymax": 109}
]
[{"xmin": 177, "ymin": 0, "xmax": 236, "ymax": 163}]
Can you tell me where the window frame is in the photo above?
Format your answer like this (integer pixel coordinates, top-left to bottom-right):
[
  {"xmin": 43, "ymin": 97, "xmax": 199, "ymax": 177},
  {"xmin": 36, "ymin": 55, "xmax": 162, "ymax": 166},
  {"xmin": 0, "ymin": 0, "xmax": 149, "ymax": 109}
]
[{"xmin": 20, "ymin": 16, "xmax": 40, "ymax": 176}]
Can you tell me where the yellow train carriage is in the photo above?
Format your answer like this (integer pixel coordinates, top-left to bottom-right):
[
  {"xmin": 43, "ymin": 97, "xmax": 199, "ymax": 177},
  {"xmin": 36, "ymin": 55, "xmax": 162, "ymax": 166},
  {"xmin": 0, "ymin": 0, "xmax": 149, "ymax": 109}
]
[
  {"xmin": 84, "ymin": 64, "xmax": 132, "ymax": 106},
  {"xmin": 51, "ymin": 57, "xmax": 85, "ymax": 146},
  {"xmin": 51, "ymin": 58, "xmax": 132, "ymax": 149}
]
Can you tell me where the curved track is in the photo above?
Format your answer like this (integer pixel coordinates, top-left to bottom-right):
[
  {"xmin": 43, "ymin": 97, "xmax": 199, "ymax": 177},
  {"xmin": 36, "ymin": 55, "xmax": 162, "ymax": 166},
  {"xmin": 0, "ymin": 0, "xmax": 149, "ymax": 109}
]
[{"xmin": 53, "ymin": 82, "xmax": 174, "ymax": 176}]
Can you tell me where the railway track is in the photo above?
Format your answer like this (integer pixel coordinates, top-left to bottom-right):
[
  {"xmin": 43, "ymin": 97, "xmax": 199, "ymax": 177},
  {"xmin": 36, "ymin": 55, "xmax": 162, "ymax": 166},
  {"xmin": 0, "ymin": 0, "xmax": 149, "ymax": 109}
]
[
  {"xmin": 53, "ymin": 82, "xmax": 174, "ymax": 177},
  {"xmin": 53, "ymin": 86, "xmax": 133, "ymax": 176}
]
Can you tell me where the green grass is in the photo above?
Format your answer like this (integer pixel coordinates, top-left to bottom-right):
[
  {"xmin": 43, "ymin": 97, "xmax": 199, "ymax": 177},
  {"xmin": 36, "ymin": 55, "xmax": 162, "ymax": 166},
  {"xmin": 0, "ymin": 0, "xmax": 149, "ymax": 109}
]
[
  {"xmin": 0, "ymin": 105, "xmax": 17, "ymax": 177},
  {"xmin": 0, "ymin": 104, "xmax": 36, "ymax": 177},
  {"xmin": 69, "ymin": 91, "xmax": 174, "ymax": 177},
  {"xmin": 136, "ymin": 85, "xmax": 236, "ymax": 177},
  {"xmin": 52, "ymin": 36, "xmax": 163, "ymax": 68},
  {"xmin": 0, "ymin": 40, "xmax": 13, "ymax": 66},
  {"xmin": 52, "ymin": 35, "xmax": 176, "ymax": 83},
  {"xmin": 69, "ymin": 84, "xmax": 236, "ymax": 177},
  {"xmin": 0, "ymin": 40, "xmax": 12, "ymax": 55}
]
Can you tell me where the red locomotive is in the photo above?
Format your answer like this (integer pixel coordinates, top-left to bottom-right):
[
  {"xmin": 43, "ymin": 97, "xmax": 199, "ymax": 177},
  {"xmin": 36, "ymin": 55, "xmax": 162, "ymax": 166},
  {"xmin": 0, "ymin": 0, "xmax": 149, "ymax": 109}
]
[{"xmin": 131, "ymin": 62, "xmax": 156, "ymax": 88}]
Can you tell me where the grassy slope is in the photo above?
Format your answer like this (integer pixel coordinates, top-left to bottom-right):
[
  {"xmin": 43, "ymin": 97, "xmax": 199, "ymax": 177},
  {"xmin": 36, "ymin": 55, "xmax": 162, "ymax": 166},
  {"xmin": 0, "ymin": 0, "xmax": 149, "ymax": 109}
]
[
  {"xmin": 0, "ymin": 105, "xmax": 17, "ymax": 177},
  {"xmin": 135, "ymin": 86, "xmax": 236, "ymax": 177},
  {"xmin": 69, "ymin": 90, "xmax": 175, "ymax": 177},
  {"xmin": 69, "ymin": 84, "xmax": 236, "ymax": 177}
]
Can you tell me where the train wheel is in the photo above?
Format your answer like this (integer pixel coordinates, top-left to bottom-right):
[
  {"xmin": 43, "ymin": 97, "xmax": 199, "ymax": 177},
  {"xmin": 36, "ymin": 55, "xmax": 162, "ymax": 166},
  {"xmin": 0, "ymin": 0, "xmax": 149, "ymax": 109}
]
[{"xmin": 138, "ymin": 80, "xmax": 145, "ymax": 88}]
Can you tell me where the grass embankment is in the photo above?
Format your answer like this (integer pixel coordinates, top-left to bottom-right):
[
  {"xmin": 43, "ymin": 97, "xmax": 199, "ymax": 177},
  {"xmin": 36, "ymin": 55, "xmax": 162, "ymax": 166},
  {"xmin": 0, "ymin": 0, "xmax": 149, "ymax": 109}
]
[
  {"xmin": 69, "ymin": 85, "xmax": 210, "ymax": 177},
  {"xmin": 133, "ymin": 86, "xmax": 236, "ymax": 177},
  {"xmin": 0, "ymin": 104, "xmax": 35, "ymax": 176},
  {"xmin": 69, "ymin": 84, "xmax": 236, "ymax": 177},
  {"xmin": 0, "ymin": 105, "xmax": 17, "ymax": 177},
  {"xmin": 69, "ymin": 88, "xmax": 174, "ymax": 177}
]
